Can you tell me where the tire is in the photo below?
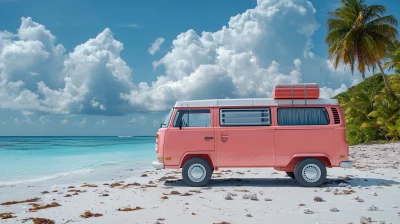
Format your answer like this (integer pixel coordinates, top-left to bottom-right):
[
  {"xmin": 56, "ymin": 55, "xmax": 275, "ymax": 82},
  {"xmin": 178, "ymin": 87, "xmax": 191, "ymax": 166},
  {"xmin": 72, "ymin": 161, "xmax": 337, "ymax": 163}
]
[
  {"xmin": 294, "ymin": 158, "xmax": 327, "ymax": 187},
  {"xmin": 182, "ymin": 158, "xmax": 213, "ymax": 187},
  {"xmin": 286, "ymin": 172, "xmax": 295, "ymax": 179}
]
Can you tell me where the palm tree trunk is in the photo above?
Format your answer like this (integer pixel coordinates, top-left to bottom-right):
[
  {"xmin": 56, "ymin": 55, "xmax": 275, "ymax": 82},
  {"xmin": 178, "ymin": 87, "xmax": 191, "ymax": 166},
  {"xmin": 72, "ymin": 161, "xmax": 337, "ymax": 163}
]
[{"xmin": 377, "ymin": 61, "xmax": 394, "ymax": 97}]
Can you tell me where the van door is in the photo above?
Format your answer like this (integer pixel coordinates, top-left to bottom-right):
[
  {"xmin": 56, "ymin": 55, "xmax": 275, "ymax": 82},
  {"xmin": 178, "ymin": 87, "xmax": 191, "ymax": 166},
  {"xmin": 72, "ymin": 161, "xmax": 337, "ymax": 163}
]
[
  {"xmin": 215, "ymin": 108, "xmax": 275, "ymax": 167},
  {"xmin": 163, "ymin": 109, "xmax": 215, "ymax": 166}
]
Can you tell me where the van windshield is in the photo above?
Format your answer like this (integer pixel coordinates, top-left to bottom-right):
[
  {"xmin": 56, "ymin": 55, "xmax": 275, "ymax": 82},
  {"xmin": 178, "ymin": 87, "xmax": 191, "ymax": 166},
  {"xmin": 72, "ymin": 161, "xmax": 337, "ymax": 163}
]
[{"xmin": 160, "ymin": 108, "xmax": 173, "ymax": 128}]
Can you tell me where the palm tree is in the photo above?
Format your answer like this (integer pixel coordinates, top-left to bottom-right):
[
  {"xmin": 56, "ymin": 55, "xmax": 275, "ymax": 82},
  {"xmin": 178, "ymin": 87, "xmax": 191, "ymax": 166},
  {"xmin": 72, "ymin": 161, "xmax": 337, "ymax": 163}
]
[
  {"xmin": 384, "ymin": 40, "xmax": 400, "ymax": 74},
  {"xmin": 325, "ymin": 0, "xmax": 398, "ymax": 96}
]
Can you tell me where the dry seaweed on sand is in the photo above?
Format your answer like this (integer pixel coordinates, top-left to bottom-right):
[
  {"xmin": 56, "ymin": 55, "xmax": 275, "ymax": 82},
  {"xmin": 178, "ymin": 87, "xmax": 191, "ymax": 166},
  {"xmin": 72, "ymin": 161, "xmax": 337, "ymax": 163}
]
[
  {"xmin": 81, "ymin": 183, "xmax": 98, "ymax": 188},
  {"xmin": 122, "ymin": 182, "xmax": 141, "ymax": 188},
  {"xmin": 189, "ymin": 190, "xmax": 202, "ymax": 193},
  {"xmin": 141, "ymin": 174, "xmax": 148, "ymax": 177},
  {"xmin": 313, "ymin": 196, "xmax": 324, "ymax": 202},
  {"xmin": 170, "ymin": 190, "xmax": 181, "ymax": 195},
  {"xmin": 161, "ymin": 196, "xmax": 169, "ymax": 199},
  {"xmin": 1, "ymin": 197, "xmax": 41, "ymax": 206},
  {"xmin": 0, "ymin": 212, "xmax": 16, "ymax": 219},
  {"xmin": 142, "ymin": 184, "xmax": 157, "ymax": 188},
  {"xmin": 110, "ymin": 182, "xmax": 123, "ymax": 187},
  {"xmin": 80, "ymin": 211, "xmax": 103, "ymax": 218},
  {"xmin": 29, "ymin": 202, "xmax": 61, "ymax": 212},
  {"xmin": 213, "ymin": 222, "xmax": 231, "ymax": 224},
  {"xmin": 68, "ymin": 189, "xmax": 86, "ymax": 193},
  {"xmin": 117, "ymin": 206, "xmax": 143, "ymax": 211},
  {"xmin": 41, "ymin": 191, "xmax": 50, "ymax": 194},
  {"xmin": 157, "ymin": 176, "xmax": 177, "ymax": 181},
  {"xmin": 64, "ymin": 194, "xmax": 72, "ymax": 197},
  {"xmin": 22, "ymin": 217, "xmax": 55, "ymax": 224},
  {"xmin": 180, "ymin": 192, "xmax": 193, "ymax": 196}
]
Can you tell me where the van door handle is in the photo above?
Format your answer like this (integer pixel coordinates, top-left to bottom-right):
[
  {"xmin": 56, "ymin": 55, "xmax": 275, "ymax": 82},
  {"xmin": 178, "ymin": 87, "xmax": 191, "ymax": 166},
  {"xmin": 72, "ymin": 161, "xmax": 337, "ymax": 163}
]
[{"xmin": 204, "ymin": 136, "xmax": 214, "ymax": 140}]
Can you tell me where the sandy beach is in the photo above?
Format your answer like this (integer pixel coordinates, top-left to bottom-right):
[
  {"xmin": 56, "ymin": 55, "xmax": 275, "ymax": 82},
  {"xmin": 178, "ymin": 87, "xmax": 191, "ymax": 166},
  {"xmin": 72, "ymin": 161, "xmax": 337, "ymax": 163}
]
[{"xmin": 1, "ymin": 142, "xmax": 399, "ymax": 224}]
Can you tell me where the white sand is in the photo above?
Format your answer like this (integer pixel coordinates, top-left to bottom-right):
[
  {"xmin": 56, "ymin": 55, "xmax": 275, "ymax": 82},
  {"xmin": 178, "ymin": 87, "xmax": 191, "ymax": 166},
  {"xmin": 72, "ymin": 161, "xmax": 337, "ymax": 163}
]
[{"xmin": 1, "ymin": 142, "xmax": 399, "ymax": 224}]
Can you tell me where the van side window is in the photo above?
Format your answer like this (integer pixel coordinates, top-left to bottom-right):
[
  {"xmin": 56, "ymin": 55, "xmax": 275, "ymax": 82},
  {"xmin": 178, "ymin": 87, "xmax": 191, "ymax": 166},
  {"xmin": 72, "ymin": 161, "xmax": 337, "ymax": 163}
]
[
  {"xmin": 173, "ymin": 109, "xmax": 211, "ymax": 127},
  {"xmin": 220, "ymin": 108, "xmax": 271, "ymax": 126},
  {"xmin": 277, "ymin": 107, "xmax": 330, "ymax": 126}
]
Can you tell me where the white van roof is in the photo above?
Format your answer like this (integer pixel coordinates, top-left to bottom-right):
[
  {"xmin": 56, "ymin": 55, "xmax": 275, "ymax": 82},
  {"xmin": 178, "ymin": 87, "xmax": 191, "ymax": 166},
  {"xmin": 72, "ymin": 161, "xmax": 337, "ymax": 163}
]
[{"xmin": 174, "ymin": 98, "xmax": 339, "ymax": 107}]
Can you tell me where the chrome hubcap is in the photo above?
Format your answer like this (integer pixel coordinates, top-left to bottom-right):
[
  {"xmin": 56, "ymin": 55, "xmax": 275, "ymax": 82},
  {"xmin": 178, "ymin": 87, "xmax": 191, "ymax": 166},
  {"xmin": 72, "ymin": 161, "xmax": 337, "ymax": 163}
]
[
  {"xmin": 302, "ymin": 164, "xmax": 321, "ymax": 183},
  {"xmin": 188, "ymin": 164, "xmax": 206, "ymax": 182}
]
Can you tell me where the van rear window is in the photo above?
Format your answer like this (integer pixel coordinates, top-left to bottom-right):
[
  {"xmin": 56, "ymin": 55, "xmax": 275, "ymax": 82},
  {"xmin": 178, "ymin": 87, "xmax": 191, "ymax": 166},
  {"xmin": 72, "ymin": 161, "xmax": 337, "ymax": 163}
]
[
  {"xmin": 277, "ymin": 107, "xmax": 330, "ymax": 126},
  {"xmin": 220, "ymin": 108, "xmax": 271, "ymax": 126}
]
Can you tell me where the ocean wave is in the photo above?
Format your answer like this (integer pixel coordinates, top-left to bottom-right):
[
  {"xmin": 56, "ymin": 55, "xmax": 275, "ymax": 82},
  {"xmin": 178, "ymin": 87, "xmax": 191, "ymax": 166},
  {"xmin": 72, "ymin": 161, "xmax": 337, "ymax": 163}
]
[
  {"xmin": 88, "ymin": 160, "xmax": 128, "ymax": 169},
  {"xmin": 0, "ymin": 168, "xmax": 93, "ymax": 187}
]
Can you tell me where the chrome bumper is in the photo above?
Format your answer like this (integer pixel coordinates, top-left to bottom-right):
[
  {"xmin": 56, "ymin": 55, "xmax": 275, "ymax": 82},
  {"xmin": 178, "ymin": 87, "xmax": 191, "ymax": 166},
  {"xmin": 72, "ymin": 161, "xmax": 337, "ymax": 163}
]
[
  {"xmin": 152, "ymin": 161, "xmax": 164, "ymax": 169},
  {"xmin": 340, "ymin": 161, "xmax": 353, "ymax": 168}
]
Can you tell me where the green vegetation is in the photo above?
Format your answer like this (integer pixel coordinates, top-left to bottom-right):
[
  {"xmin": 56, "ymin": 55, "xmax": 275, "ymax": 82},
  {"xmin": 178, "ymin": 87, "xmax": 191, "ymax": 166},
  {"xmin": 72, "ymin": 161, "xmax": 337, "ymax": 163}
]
[
  {"xmin": 326, "ymin": 0, "xmax": 400, "ymax": 145},
  {"xmin": 384, "ymin": 40, "xmax": 400, "ymax": 74},
  {"xmin": 325, "ymin": 0, "xmax": 398, "ymax": 96},
  {"xmin": 334, "ymin": 74, "xmax": 400, "ymax": 145}
]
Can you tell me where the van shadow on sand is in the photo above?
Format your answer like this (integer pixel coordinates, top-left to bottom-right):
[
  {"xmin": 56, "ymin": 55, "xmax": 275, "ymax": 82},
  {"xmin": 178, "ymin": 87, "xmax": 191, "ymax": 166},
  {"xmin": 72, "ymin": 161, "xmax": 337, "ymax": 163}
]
[{"xmin": 163, "ymin": 177, "xmax": 400, "ymax": 188}]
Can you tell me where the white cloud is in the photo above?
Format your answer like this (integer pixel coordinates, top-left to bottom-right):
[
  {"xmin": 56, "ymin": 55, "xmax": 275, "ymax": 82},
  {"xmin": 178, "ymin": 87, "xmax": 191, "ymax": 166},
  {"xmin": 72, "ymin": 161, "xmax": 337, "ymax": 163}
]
[
  {"xmin": 0, "ymin": 1, "xmax": 363, "ymax": 116},
  {"xmin": 319, "ymin": 84, "xmax": 348, "ymax": 99},
  {"xmin": 152, "ymin": 120, "xmax": 159, "ymax": 127},
  {"xmin": 60, "ymin": 119, "xmax": 68, "ymax": 125},
  {"xmin": 96, "ymin": 119, "xmax": 107, "ymax": 125},
  {"xmin": 148, "ymin": 37, "xmax": 165, "ymax": 55},
  {"xmin": 80, "ymin": 118, "xmax": 87, "ymax": 125},
  {"xmin": 129, "ymin": 116, "xmax": 146, "ymax": 125},
  {"xmin": 21, "ymin": 110, "xmax": 33, "ymax": 116},
  {"xmin": 39, "ymin": 115, "xmax": 50, "ymax": 124},
  {"xmin": 75, "ymin": 118, "xmax": 86, "ymax": 127},
  {"xmin": 10, "ymin": 116, "xmax": 33, "ymax": 124},
  {"xmin": 117, "ymin": 24, "xmax": 140, "ymax": 28}
]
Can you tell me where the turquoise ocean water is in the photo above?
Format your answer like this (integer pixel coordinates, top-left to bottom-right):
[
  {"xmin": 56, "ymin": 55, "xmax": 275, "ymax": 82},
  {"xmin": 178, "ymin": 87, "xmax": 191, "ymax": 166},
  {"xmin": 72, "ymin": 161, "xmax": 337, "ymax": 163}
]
[{"xmin": 0, "ymin": 136, "xmax": 156, "ymax": 187}]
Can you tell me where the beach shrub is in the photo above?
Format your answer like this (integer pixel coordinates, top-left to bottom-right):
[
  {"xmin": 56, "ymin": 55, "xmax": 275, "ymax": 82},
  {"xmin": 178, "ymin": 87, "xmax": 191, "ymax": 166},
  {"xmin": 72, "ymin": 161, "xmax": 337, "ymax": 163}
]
[{"xmin": 334, "ymin": 74, "xmax": 400, "ymax": 144}]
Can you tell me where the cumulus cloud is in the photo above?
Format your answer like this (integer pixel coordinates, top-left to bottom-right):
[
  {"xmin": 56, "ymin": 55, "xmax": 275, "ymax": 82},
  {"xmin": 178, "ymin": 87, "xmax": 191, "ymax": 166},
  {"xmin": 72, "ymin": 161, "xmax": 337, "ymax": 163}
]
[
  {"xmin": 96, "ymin": 119, "xmax": 107, "ymax": 125},
  {"xmin": 152, "ymin": 120, "xmax": 160, "ymax": 127},
  {"xmin": 60, "ymin": 119, "xmax": 68, "ymax": 125},
  {"xmin": 129, "ymin": 116, "xmax": 146, "ymax": 125},
  {"xmin": 148, "ymin": 37, "xmax": 165, "ymax": 55},
  {"xmin": 39, "ymin": 115, "xmax": 50, "ymax": 124},
  {"xmin": 117, "ymin": 24, "xmax": 140, "ymax": 28},
  {"xmin": 0, "ymin": 1, "xmax": 363, "ymax": 117},
  {"xmin": 10, "ymin": 116, "xmax": 33, "ymax": 124},
  {"xmin": 319, "ymin": 84, "xmax": 348, "ymax": 99}
]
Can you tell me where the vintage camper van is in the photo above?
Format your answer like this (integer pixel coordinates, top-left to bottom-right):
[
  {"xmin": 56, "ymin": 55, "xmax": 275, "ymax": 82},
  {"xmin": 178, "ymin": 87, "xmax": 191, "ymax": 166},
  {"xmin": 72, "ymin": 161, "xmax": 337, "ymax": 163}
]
[{"xmin": 152, "ymin": 83, "xmax": 352, "ymax": 187}]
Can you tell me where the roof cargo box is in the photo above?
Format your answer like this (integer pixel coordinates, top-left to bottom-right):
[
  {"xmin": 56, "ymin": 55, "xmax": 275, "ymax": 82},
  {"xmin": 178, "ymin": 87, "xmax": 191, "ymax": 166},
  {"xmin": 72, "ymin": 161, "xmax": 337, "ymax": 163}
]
[{"xmin": 272, "ymin": 83, "xmax": 319, "ymax": 99}]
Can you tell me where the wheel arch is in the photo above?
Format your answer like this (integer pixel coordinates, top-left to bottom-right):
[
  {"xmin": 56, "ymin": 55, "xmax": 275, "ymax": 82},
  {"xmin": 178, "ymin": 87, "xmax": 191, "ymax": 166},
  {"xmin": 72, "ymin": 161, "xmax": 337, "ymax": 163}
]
[
  {"xmin": 179, "ymin": 152, "xmax": 214, "ymax": 169},
  {"xmin": 284, "ymin": 153, "xmax": 332, "ymax": 172}
]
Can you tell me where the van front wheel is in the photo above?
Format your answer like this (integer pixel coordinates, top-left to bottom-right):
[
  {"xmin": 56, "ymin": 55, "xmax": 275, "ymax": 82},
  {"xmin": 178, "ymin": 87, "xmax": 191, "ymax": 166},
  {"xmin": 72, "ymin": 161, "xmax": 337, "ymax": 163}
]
[
  {"xmin": 294, "ymin": 158, "xmax": 327, "ymax": 187},
  {"xmin": 182, "ymin": 158, "xmax": 212, "ymax": 187}
]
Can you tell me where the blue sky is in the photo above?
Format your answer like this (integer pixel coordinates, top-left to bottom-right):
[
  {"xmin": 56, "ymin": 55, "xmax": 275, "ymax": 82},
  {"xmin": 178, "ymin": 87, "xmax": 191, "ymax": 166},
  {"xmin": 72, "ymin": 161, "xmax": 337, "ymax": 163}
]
[{"xmin": 0, "ymin": 0, "xmax": 399, "ymax": 136}]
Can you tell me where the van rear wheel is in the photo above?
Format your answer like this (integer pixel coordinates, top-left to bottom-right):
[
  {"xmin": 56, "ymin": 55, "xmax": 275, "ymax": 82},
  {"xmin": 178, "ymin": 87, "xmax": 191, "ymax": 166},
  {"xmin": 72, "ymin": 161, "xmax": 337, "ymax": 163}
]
[
  {"xmin": 286, "ymin": 172, "xmax": 295, "ymax": 179},
  {"xmin": 294, "ymin": 158, "xmax": 327, "ymax": 187},
  {"xmin": 182, "ymin": 158, "xmax": 212, "ymax": 187}
]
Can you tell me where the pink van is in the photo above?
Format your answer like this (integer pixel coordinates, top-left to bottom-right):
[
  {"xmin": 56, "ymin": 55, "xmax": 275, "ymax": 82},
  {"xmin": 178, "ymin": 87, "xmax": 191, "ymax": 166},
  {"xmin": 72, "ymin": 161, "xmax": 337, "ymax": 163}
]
[{"xmin": 152, "ymin": 83, "xmax": 352, "ymax": 187}]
